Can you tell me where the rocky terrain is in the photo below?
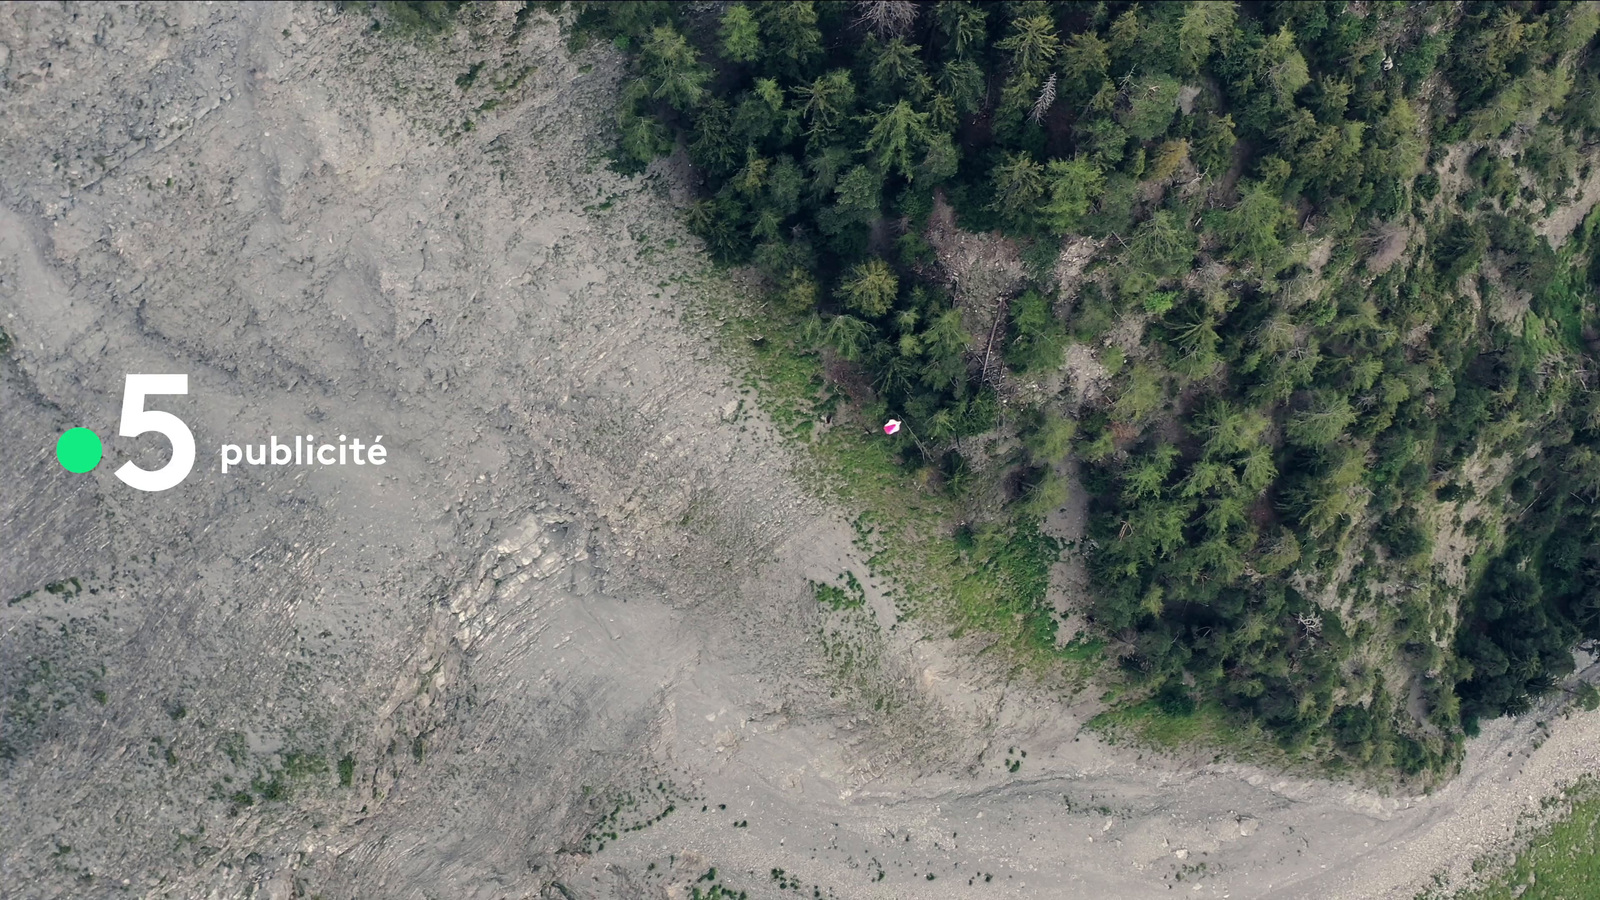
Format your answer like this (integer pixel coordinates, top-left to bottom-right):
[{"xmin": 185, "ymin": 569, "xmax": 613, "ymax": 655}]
[{"xmin": 2, "ymin": 5, "xmax": 1596, "ymax": 899}]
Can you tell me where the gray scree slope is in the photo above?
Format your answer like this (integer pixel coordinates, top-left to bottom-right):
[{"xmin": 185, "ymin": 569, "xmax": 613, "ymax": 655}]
[{"xmin": 2, "ymin": 5, "xmax": 1595, "ymax": 900}]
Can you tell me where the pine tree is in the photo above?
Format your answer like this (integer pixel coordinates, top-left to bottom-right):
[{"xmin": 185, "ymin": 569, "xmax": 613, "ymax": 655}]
[
  {"xmin": 1177, "ymin": 1, "xmax": 1237, "ymax": 75},
  {"xmin": 757, "ymin": 1, "xmax": 823, "ymax": 77},
  {"xmin": 840, "ymin": 258, "xmax": 900, "ymax": 317},
  {"xmin": 935, "ymin": 1, "xmax": 988, "ymax": 57},
  {"xmin": 867, "ymin": 38, "xmax": 928, "ymax": 99},
  {"xmin": 1220, "ymin": 183, "xmax": 1293, "ymax": 272},
  {"xmin": 990, "ymin": 152, "xmax": 1046, "ymax": 230},
  {"xmin": 996, "ymin": 14, "xmax": 1060, "ymax": 81},
  {"xmin": 825, "ymin": 314, "xmax": 874, "ymax": 360},
  {"xmin": 1062, "ymin": 32, "xmax": 1109, "ymax": 84},
  {"xmin": 938, "ymin": 58, "xmax": 987, "ymax": 115},
  {"xmin": 1147, "ymin": 139, "xmax": 1190, "ymax": 182},
  {"xmin": 833, "ymin": 165, "xmax": 883, "ymax": 226},
  {"xmin": 1040, "ymin": 157, "xmax": 1104, "ymax": 234},
  {"xmin": 797, "ymin": 70, "xmax": 857, "ymax": 138},
  {"xmin": 642, "ymin": 26, "xmax": 710, "ymax": 110},
  {"xmin": 864, "ymin": 100, "xmax": 933, "ymax": 178},
  {"xmin": 719, "ymin": 4, "xmax": 761, "ymax": 64}
]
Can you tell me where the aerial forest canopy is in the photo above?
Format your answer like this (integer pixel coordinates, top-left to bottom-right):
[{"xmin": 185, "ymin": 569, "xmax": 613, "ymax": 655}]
[{"xmin": 571, "ymin": 0, "xmax": 1600, "ymax": 779}]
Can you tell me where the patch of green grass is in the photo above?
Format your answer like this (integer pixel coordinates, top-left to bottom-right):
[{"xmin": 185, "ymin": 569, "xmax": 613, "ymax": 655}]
[
  {"xmin": 579, "ymin": 778, "xmax": 687, "ymax": 853},
  {"xmin": 687, "ymin": 866, "xmax": 746, "ymax": 900},
  {"xmin": 1575, "ymin": 683, "xmax": 1600, "ymax": 712},
  {"xmin": 1056, "ymin": 635, "xmax": 1106, "ymax": 662},
  {"xmin": 43, "ymin": 577, "xmax": 83, "ymax": 598},
  {"xmin": 1421, "ymin": 777, "xmax": 1600, "ymax": 899},
  {"xmin": 356, "ymin": 0, "xmax": 467, "ymax": 36},
  {"xmin": 491, "ymin": 64, "xmax": 536, "ymax": 93},
  {"xmin": 251, "ymin": 774, "xmax": 289, "ymax": 803},
  {"xmin": 218, "ymin": 732, "xmax": 248, "ymax": 766},
  {"xmin": 811, "ymin": 571, "xmax": 866, "ymax": 610},
  {"xmin": 951, "ymin": 521, "xmax": 1064, "ymax": 653},
  {"xmin": 282, "ymin": 751, "xmax": 327, "ymax": 779},
  {"xmin": 811, "ymin": 582, "xmax": 852, "ymax": 609},
  {"xmin": 338, "ymin": 753, "xmax": 356, "ymax": 787},
  {"xmin": 454, "ymin": 62, "xmax": 483, "ymax": 90},
  {"xmin": 1088, "ymin": 699, "xmax": 1261, "ymax": 752},
  {"xmin": 1530, "ymin": 210, "xmax": 1600, "ymax": 354}
]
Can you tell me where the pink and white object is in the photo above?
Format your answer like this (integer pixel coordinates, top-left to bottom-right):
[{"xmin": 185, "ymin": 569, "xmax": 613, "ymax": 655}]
[{"xmin": 883, "ymin": 419, "xmax": 902, "ymax": 436}]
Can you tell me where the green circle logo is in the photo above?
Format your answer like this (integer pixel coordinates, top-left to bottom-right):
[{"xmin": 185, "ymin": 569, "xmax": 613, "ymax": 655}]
[{"xmin": 56, "ymin": 427, "xmax": 104, "ymax": 473}]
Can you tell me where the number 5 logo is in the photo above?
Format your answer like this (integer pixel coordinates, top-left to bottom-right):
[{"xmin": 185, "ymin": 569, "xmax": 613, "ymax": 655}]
[{"xmin": 115, "ymin": 374, "xmax": 195, "ymax": 492}]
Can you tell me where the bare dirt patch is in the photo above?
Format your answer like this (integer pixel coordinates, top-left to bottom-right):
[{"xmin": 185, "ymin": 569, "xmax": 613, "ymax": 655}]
[
  {"xmin": 1538, "ymin": 149, "xmax": 1600, "ymax": 247},
  {"xmin": 1051, "ymin": 234, "xmax": 1103, "ymax": 303},
  {"xmin": 1061, "ymin": 341, "xmax": 1113, "ymax": 407},
  {"xmin": 925, "ymin": 193, "xmax": 1027, "ymax": 358},
  {"xmin": 1366, "ymin": 222, "xmax": 1411, "ymax": 274}
]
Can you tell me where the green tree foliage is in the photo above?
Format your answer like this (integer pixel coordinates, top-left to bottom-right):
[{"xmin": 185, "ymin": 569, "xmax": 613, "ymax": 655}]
[
  {"xmin": 935, "ymin": 1, "xmax": 987, "ymax": 58},
  {"xmin": 996, "ymin": 13, "xmax": 1060, "ymax": 81},
  {"xmin": 718, "ymin": 4, "xmax": 761, "ymax": 64},
  {"xmin": 366, "ymin": 0, "xmax": 472, "ymax": 34},
  {"xmin": 840, "ymin": 258, "xmax": 899, "ymax": 318},
  {"xmin": 1022, "ymin": 409, "xmax": 1076, "ymax": 462},
  {"xmin": 1286, "ymin": 392, "xmax": 1355, "ymax": 449},
  {"xmin": 1178, "ymin": 2, "xmax": 1237, "ymax": 74},
  {"xmin": 1119, "ymin": 211, "xmax": 1197, "ymax": 298},
  {"xmin": 1121, "ymin": 76, "xmax": 1182, "ymax": 142},
  {"xmin": 1219, "ymin": 183, "xmax": 1293, "ymax": 272},
  {"xmin": 580, "ymin": 0, "xmax": 1600, "ymax": 774},
  {"xmin": 797, "ymin": 69, "xmax": 857, "ymax": 139},
  {"xmin": 756, "ymin": 1, "xmax": 823, "ymax": 77},
  {"xmin": 1063, "ymin": 31, "xmax": 1110, "ymax": 85},
  {"xmin": 616, "ymin": 81, "xmax": 671, "ymax": 171},
  {"xmin": 1041, "ymin": 158, "xmax": 1105, "ymax": 234},
  {"xmin": 864, "ymin": 100, "xmax": 933, "ymax": 178},
  {"xmin": 1006, "ymin": 290, "xmax": 1065, "ymax": 372},
  {"xmin": 991, "ymin": 152, "xmax": 1046, "ymax": 231},
  {"xmin": 831, "ymin": 164, "xmax": 883, "ymax": 228},
  {"xmin": 641, "ymin": 26, "xmax": 710, "ymax": 111}
]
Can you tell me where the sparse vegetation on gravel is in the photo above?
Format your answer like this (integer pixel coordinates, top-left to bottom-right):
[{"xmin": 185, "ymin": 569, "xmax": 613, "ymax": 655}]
[{"xmin": 1420, "ymin": 776, "xmax": 1600, "ymax": 900}]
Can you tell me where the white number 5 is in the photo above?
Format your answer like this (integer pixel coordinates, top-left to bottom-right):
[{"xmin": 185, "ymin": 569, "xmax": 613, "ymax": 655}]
[{"xmin": 115, "ymin": 374, "xmax": 196, "ymax": 492}]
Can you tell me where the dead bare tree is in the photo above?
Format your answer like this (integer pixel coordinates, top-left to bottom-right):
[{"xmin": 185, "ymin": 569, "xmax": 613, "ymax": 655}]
[
  {"xmin": 1030, "ymin": 73, "xmax": 1057, "ymax": 125},
  {"xmin": 1296, "ymin": 611, "xmax": 1322, "ymax": 633},
  {"xmin": 978, "ymin": 294, "xmax": 1011, "ymax": 388},
  {"xmin": 855, "ymin": 0, "xmax": 920, "ymax": 38}
]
